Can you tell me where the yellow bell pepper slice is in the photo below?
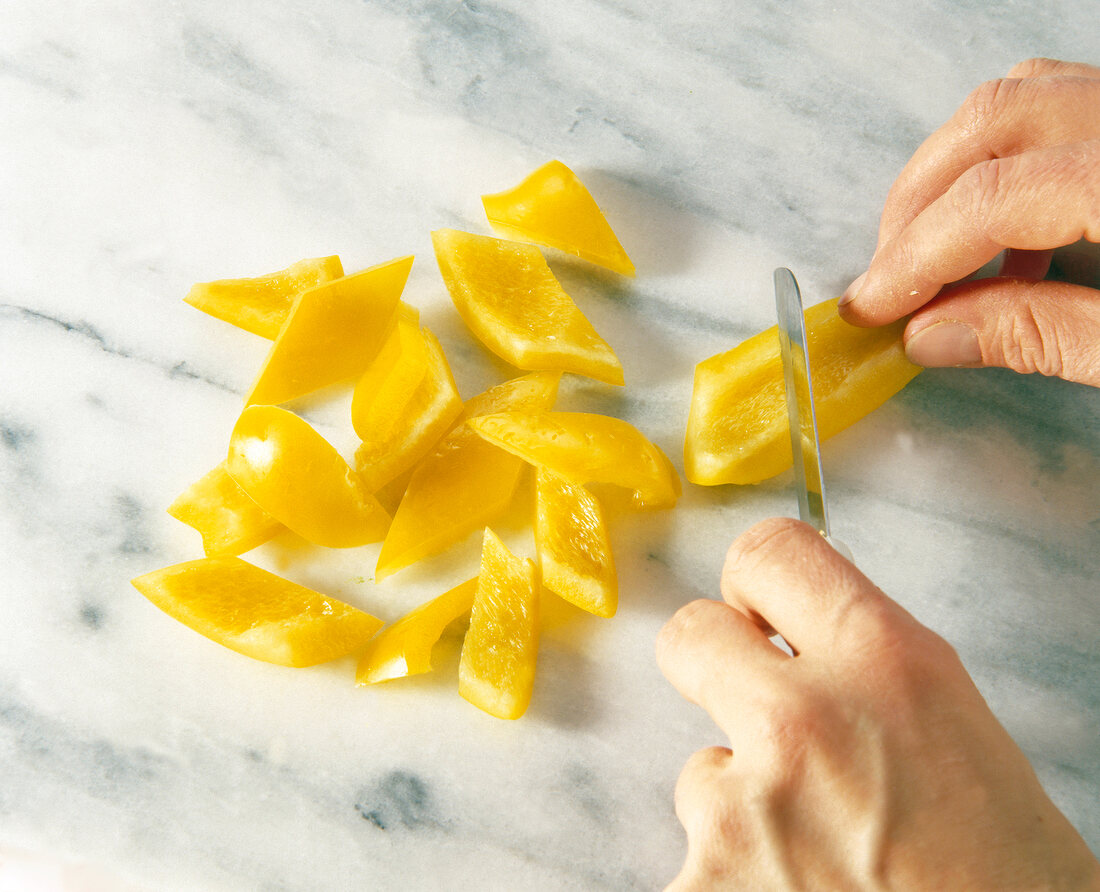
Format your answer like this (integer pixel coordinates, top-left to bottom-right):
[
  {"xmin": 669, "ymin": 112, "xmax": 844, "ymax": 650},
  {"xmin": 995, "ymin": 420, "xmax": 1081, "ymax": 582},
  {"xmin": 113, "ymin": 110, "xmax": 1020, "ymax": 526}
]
[
  {"xmin": 355, "ymin": 577, "xmax": 477, "ymax": 684},
  {"xmin": 468, "ymin": 411, "xmax": 680, "ymax": 509},
  {"xmin": 459, "ymin": 529, "xmax": 540, "ymax": 720},
  {"xmin": 246, "ymin": 255, "xmax": 412, "ymax": 406},
  {"xmin": 432, "ymin": 229, "xmax": 624, "ymax": 386},
  {"xmin": 132, "ymin": 556, "xmax": 384, "ymax": 667},
  {"xmin": 167, "ymin": 461, "xmax": 283, "ymax": 556},
  {"xmin": 374, "ymin": 371, "xmax": 560, "ymax": 580},
  {"xmin": 535, "ymin": 468, "xmax": 617, "ymax": 618},
  {"xmin": 482, "ymin": 160, "xmax": 635, "ymax": 276},
  {"xmin": 184, "ymin": 256, "xmax": 344, "ymax": 339},
  {"xmin": 352, "ymin": 322, "xmax": 463, "ymax": 493},
  {"xmin": 684, "ymin": 298, "xmax": 922, "ymax": 486},
  {"xmin": 227, "ymin": 405, "xmax": 390, "ymax": 548}
]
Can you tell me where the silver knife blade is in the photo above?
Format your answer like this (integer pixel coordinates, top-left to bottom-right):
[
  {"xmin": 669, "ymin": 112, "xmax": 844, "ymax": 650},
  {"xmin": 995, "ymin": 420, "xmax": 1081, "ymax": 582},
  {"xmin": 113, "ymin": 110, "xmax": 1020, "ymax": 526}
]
[{"xmin": 774, "ymin": 267, "xmax": 831, "ymax": 539}]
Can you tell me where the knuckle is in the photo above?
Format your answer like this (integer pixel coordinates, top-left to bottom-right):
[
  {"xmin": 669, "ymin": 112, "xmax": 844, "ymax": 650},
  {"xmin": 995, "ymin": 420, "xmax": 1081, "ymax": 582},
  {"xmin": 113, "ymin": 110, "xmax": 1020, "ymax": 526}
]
[
  {"xmin": 959, "ymin": 78, "xmax": 1019, "ymax": 134},
  {"xmin": 723, "ymin": 517, "xmax": 814, "ymax": 577},
  {"xmin": 996, "ymin": 297, "xmax": 1069, "ymax": 377},
  {"xmin": 953, "ymin": 155, "xmax": 1010, "ymax": 226},
  {"xmin": 656, "ymin": 599, "xmax": 718, "ymax": 664}
]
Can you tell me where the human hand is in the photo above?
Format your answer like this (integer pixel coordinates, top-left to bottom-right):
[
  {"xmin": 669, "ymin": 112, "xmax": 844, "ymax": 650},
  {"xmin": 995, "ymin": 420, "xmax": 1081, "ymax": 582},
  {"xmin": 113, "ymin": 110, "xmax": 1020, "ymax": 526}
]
[
  {"xmin": 839, "ymin": 58, "xmax": 1100, "ymax": 387},
  {"xmin": 656, "ymin": 518, "xmax": 1100, "ymax": 890}
]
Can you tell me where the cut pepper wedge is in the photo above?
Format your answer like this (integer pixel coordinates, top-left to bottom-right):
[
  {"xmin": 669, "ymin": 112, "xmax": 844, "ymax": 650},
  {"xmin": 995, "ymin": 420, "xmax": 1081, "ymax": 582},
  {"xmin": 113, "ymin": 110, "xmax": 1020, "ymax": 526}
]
[
  {"xmin": 167, "ymin": 461, "xmax": 283, "ymax": 556},
  {"xmin": 227, "ymin": 405, "xmax": 390, "ymax": 548},
  {"xmin": 355, "ymin": 577, "xmax": 477, "ymax": 684},
  {"xmin": 246, "ymin": 255, "xmax": 412, "ymax": 406},
  {"xmin": 535, "ymin": 468, "xmax": 617, "ymax": 618},
  {"xmin": 459, "ymin": 529, "xmax": 540, "ymax": 720},
  {"xmin": 184, "ymin": 256, "xmax": 344, "ymax": 339},
  {"xmin": 374, "ymin": 371, "xmax": 560, "ymax": 580},
  {"xmin": 432, "ymin": 229, "xmax": 624, "ymax": 386},
  {"xmin": 482, "ymin": 160, "xmax": 635, "ymax": 276},
  {"xmin": 132, "ymin": 556, "xmax": 384, "ymax": 668},
  {"xmin": 353, "ymin": 322, "xmax": 463, "ymax": 493},
  {"xmin": 684, "ymin": 297, "xmax": 922, "ymax": 486},
  {"xmin": 468, "ymin": 411, "xmax": 680, "ymax": 509}
]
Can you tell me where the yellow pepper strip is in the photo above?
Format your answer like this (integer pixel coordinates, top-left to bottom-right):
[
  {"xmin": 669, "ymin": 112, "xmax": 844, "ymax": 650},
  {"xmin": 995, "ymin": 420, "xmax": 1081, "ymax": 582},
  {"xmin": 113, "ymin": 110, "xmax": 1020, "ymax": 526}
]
[
  {"xmin": 535, "ymin": 468, "xmax": 617, "ymax": 618},
  {"xmin": 374, "ymin": 371, "xmax": 561, "ymax": 580},
  {"xmin": 184, "ymin": 256, "xmax": 344, "ymax": 340},
  {"xmin": 684, "ymin": 298, "xmax": 922, "ymax": 486},
  {"xmin": 482, "ymin": 160, "xmax": 635, "ymax": 276},
  {"xmin": 351, "ymin": 313, "xmax": 429, "ymax": 441},
  {"xmin": 132, "ymin": 556, "xmax": 384, "ymax": 668},
  {"xmin": 227, "ymin": 405, "xmax": 390, "ymax": 548},
  {"xmin": 355, "ymin": 577, "xmax": 477, "ymax": 684},
  {"xmin": 167, "ymin": 461, "xmax": 283, "ymax": 557},
  {"xmin": 245, "ymin": 255, "xmax": 412, "ymax": 406},
  {"xmin": 468, "ymin": 411, "xmax": 681, "ymax": 509},
  {"xmin": 459, "ymin": 529, "xmax": 540, "ymax": 720},
  {"xmin": 354, "ymin": 325, "xmax": 463, "ymax": 493},
  {"xmin": 432, "ymin": 229, "xmax": 624, "ymax": 386}
]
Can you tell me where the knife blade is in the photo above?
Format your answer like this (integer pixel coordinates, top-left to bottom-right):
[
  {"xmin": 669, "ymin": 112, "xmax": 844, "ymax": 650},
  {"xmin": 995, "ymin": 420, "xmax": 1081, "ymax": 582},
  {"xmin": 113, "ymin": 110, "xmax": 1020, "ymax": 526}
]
[{"xmin": 774, "ymin": 267, "xmax": 832, "ymax": 540}]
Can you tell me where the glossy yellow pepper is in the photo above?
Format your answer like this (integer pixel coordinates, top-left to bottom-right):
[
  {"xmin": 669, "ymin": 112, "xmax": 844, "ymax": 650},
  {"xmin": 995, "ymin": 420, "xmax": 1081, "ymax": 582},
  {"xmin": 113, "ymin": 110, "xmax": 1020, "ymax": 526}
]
[{"xmin": 167, "ymin": 461, "xmax": 283, "ymax": 556}]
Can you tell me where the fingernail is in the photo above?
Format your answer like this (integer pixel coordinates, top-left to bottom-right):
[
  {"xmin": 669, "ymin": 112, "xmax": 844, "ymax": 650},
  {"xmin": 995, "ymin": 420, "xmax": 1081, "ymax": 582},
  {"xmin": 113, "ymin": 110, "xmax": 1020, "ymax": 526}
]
[
  {"xmin": 839, "ymin": 272, "xmax": 867, "ymax": 306},
  {"xmin": 905, "ymin": 321, "xmax": 982, "ymax": 367}
]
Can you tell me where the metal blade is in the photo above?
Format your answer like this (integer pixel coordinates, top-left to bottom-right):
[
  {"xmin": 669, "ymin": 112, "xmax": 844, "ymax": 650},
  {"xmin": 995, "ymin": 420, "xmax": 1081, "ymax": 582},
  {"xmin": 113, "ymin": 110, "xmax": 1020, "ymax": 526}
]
[{"xmin": 774, "ymin": 267, "xmax": 831, "ymax": 538}]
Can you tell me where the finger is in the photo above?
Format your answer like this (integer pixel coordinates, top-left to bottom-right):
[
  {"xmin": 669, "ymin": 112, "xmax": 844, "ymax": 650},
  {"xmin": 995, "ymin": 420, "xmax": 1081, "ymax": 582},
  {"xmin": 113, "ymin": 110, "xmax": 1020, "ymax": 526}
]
[
  {"xmin": 903, "ymin": 278, "xmax": 1100, "ymax": 386},
  {"xmin": 656, "ymin": 599, "xmax": 787, "ymax": 730},
  {"xmin": 673, "ymin": 745, "xmax": 733, "ymax": 833},
  {"xmin": 719, "ymin": 518, "xmax": 906, "ymax": 657},
  {"xmin": 865, "ymin": 75, "xmax": 1100, "ymax": 255},
  {"xmin": 998, "ymin": 248, "xmax": 1054, "ymax": 280},
  {"xmin": 1007, "ymin": 58, "xmax": 1100, "ymax": 79},
  {"xmin": 842, "ymin": 140, "xmax": 1100, "ymax": 325}
]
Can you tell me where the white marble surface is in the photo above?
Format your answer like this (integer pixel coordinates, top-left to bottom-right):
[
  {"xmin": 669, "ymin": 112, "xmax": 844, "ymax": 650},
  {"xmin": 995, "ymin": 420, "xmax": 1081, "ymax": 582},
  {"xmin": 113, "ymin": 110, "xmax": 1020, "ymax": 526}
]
[{"xmin": 2, "ymin": 2, "xmax": 1098, "ymax": 889}]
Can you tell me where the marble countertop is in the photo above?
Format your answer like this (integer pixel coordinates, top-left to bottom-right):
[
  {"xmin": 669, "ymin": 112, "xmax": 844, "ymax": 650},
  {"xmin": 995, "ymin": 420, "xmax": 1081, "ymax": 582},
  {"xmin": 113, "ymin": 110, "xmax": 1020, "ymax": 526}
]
[{"xmin": 2, "ymin": 2, "xmax": 1098, "ymax": 889}]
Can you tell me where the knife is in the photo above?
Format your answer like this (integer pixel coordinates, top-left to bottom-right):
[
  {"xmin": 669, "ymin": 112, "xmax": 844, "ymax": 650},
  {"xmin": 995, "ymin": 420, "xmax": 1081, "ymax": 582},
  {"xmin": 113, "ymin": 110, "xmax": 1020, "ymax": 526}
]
[{"xmin": 774, "ymin": 268, "xmax": 852, "ymax": 560}]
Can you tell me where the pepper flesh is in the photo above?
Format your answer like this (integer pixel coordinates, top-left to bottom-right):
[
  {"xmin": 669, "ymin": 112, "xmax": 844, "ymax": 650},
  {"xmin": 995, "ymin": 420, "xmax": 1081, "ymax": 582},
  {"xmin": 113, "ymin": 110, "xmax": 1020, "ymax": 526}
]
[
  {"xmin": 482, "ymin": 160, "xmax": 635, "ymax": 276},
  {"xmin": 535, "ymin": 468, "xmax": 617, "ymax": 618},
  {"xmin": 432, "ymin": 229, "xmax": 624, "ymax": 386},
  {"xmin": 246, "ymin": 255, "xmax": 412, "ymax": 406},
  {"xmin": 184, "ymin": 256, "xmax": 344, "ymax": 339},
  {"xmin": 167, "ymin": 461, "xmax": 283, "ymax": 556},
  {"xmin": 459, "ymin": 528, "xmax": 540, "ymax": 720},
  {"xmin": 355, "ymin": 578, "xmax": 477, "ymax": 684},
  {"xmin": 132, "ymin": 556, "xmax": 384, "ymax": 667},
  {"xmin": 227, "ymin": 405, "xmax": 390, "ymax": 548},
  {"xmin": 684, "ymin": 298, "xmax": 922, "ymax": 485},
  {"xmin": 374, "ymin": 371, "xmax": 560, "ymax": 580},
  {"xmin": 468, "ymin": 411, "xmax": 680, "ymax": 509}
]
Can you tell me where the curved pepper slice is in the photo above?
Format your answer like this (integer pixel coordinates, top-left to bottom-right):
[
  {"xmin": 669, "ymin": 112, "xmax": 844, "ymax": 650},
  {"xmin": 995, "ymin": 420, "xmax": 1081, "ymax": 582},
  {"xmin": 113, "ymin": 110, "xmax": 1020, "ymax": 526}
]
[
  {"xmin": 227, "ymin": 405, "xmax": 390, "ymax": 548},
  {"xmin": 468, "ymin": 411, "xmax": 680, "ymax": 509},
  {"xmin": 355, "ymin": 577, "xmax": 477, "ymax": 684},
  {"xmin": 375, "ymin": 371, "xmax": 560, "ymax": 580},
  {"xmin": 684, "ymin": 298, "xmax": 922, "ymax": 486},
  {"xmin": 459, "ymin": 529, "xmax": 540, "ymax": 720},
  {"xmin": 535, "ymin": 468, "xmax": 617, "ymax": 618},
  {"xmin": 352, "ymin": 321, "xmax": 463, "ymax": 493},
  {"xmin": 432, "ymin": 229, "xmax": 624, "ymax": 386},
  {"xmin": 482, "ymin": 160, "xmax": 635, "ymax": 276},
  {"xmin": 167, "ymin": 461, "xmax": 283, "ymax": 556},
  {"xmin": 184, "ymin": 256, "xmax": 344, "ymax": 339},
  {"xmin": 246, "ymin": 255, "xmax": 412, "ymax": 406},
  {"xmin": 132, "ymin": 556, "xmax": 384, "ymax": 667}
]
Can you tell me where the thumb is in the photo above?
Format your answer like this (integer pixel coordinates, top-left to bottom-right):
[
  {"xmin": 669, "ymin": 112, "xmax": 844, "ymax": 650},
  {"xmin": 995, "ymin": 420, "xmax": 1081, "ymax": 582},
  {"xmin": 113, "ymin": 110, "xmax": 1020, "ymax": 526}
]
[{"xmin": 903, "ymin": 279, "xmax": 1100, "ymax": 387}]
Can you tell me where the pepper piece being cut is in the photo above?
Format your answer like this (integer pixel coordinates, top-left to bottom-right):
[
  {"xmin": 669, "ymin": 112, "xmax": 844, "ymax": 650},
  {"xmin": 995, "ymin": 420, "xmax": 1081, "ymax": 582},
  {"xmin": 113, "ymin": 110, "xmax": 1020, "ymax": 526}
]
[
  {"xmin": 132, "ymin": 556, "xmax": 384, "ymax": 667},
  {"xmin": 459, "ymin": 529, "xmax": 540, "ymax": 720},
  {"xmin": 482, "ymin": 160, "xmax": 635, "ymax": 276},
  {"xmin": 184, "ymin": 256, "xmax": 344, "ymax": 339},
  {"xmin": 227, "ymin": 405, "xmax": 390, "ymax": 548},
  {"xmin": 167, "ymin": 461, "xmax": 283, "ymax": 556},
  {"xmin": 246, "ymin": 255, "xmax": 412, "ymax": 406},
  {"xmin": 468, "ymin": 411, "xmax": 680, "ymax": 509},
  {"xmin": 432, "ymin": 229, "xmax": 623, "ymax": 386},
  {"xmin": 374, "ymin": 371, "xmax": 560, "ymax": 580},
  {"xmin": 684, "ymin": 298, "xmax": 922, "ymax": 486},
  {"xmin": 355, "ymin": 578, "xmax": 477, "ymax": 684}
]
